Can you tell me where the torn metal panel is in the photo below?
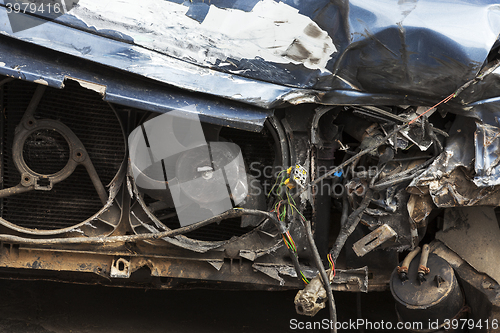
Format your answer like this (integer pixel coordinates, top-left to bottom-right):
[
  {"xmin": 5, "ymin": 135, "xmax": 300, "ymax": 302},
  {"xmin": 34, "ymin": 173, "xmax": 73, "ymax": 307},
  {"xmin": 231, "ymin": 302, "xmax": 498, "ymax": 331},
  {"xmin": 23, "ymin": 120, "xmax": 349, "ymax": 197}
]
[
  {"xmin": 65, "ymin": 0, "xmax": 336, "ymax": 72},
  {"xmin": 0, "ymin": 1, "xmax": 499, "ymax": 107},
  {"xmin": 252, "ymin": 264, "xmax": 286, "ymax": 286},
  {"xmin": 207, "ymin": 260, "xmax": 224, "ymax": 271},
  {"xmin": 407, "ymin": 194, "xmax": 434, "ymax": 226},
  {"xmin": 408, "ymin": 116, "xmax": 500, "ymax": 207},
  {"xmin": 436, "ymin": 207, "xmax": 500, "ymax": 285},
  {"xmin": 66, "ymin": 76, "xmax": 106, "ymax": 96},
  {"xmin": 0, "ymin": 36, "xmax": 272, "ymax": 132},
  {"xmin": 474, "ymin": 121, "xmax": 500, "ymax": 186},
  {"xmin": 0, "ymin": 6, "xmax": 304, "ymax": 108},
  {"xmin": 238, "ymin": 241, "xmax": 283, "ymax": 262}
]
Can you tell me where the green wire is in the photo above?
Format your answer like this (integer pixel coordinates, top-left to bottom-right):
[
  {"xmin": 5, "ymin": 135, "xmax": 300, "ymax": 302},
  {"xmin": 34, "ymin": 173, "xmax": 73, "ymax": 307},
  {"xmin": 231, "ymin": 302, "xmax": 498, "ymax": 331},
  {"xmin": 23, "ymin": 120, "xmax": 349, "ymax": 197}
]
[
  {"xmin": 268, "ymin": 170, "xmax": 287, "ymax": 197},
  {"xmin": 283, "ymin": 235, "xmax": 293, "ymax": 250},
  {"xmin": 300, "ymin": 271, "xmax": 310, "ymax": 284},
  {"xmin": 285, "ymin": 189, "xmax": 307, "ymax": 221}
]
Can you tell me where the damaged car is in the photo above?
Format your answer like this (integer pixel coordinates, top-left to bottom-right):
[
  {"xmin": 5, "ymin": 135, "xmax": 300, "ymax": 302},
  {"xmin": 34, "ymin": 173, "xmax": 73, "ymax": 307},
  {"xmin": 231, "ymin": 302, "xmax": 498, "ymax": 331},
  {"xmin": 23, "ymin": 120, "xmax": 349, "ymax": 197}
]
[{"xmin": 0, "ymin": 0, "xmax": 500, "ymax": 331}]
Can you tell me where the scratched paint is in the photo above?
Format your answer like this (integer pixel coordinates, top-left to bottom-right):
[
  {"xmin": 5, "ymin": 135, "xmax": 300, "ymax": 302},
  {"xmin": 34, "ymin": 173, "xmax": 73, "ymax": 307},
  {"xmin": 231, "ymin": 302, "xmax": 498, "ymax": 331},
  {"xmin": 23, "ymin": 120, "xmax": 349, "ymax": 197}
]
[{"xmin": 69, "ymin": 0, "xmax": 336, "ymax": 72}]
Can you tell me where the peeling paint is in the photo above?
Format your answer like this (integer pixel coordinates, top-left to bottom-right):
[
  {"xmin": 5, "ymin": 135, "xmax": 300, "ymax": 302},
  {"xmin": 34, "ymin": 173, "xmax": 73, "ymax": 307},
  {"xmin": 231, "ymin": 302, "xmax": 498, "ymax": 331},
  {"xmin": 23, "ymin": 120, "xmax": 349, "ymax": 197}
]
[
  {"xmin": 34, "ymin": 78, "xmax": 48, "ymax": 85},
  {"xmin": 69, "ymin": 0, "xmax": 336, "ymax": 72},
  {"xmin": 65, "ymin": 76, "xmax": 106, "ymax": 96},
  {"xmin": 281, "ymin": 91, "xmax": 319, "ymax": 104}
]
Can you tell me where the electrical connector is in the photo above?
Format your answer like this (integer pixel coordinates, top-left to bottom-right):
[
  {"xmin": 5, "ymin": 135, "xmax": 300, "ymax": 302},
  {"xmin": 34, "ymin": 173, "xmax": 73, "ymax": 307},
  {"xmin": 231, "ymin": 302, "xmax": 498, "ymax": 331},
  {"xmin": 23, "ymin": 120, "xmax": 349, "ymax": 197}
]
[{"xmin": 286, "ymin": 164, "xmax": 308, "ymax": 189}]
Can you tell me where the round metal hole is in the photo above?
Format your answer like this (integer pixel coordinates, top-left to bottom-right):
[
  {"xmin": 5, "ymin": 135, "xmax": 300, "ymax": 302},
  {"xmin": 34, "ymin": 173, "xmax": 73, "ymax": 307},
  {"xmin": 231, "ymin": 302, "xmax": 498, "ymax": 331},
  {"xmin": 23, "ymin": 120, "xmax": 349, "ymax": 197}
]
[
  {"xmin": 22, "ymin": 129, "xmax": 70, "ymax": 175},
  {"xmin": 20, "ymin": 174, "xmax": 32, "ymax": 187}
]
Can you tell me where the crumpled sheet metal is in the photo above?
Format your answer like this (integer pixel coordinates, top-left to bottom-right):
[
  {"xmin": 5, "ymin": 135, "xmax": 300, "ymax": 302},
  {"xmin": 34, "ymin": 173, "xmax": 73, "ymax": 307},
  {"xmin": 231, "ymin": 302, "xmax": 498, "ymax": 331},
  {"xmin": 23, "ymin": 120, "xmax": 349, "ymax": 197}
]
[
  {"xmin": 253, "ymin": 263, "xmax": 368, "ymax": 291},
  {"xmin": 0, "ymin": 36, "xmax": 272, "ymax": 133},
  {"xmin": 474, "ymin": 121, "xmax": 500, "ymax": 186},
  {"xmin": 1, "ymin": 1, "xmax": 500, "ymax": 108},
  {"xmin": 407, "ymin": 194, "xmax": 434, "ymax": 226},
  {"xmin": 408, "ymin": 115, "xmax": 500, "ymax": 207},
  {"xmin": 361, "ymin": 189, "xmax": 416, "ymax": 250}
]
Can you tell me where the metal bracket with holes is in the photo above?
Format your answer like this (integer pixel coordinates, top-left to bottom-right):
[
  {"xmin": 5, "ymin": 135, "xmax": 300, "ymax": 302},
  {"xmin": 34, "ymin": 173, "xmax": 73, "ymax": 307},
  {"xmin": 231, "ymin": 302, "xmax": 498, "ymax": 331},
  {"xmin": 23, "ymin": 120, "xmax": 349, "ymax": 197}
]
[
  {"xmin": 0, "ymin": 85, "xmax": 107, "ymax": 204},
  {"xmin": 110, "ymin": 258, "xmax": 131, "ymax": 278}
]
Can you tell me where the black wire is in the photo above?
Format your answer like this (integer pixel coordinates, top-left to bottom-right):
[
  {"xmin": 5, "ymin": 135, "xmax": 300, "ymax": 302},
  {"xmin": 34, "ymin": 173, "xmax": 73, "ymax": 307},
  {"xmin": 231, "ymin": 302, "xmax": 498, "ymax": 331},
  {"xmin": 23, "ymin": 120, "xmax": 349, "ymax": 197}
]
[
  {"xmin": 287, "ymin": 248, "xmax": 308, "ymax": 286},
  {"xmin": 370, "ymin": 170, "xmax": 426, "ymax": 191},
  {"xmin": 302, "ymin": 216, "xmax": 337, "ymax": 333},
  {"xmin": 340, "ymin": 190, "xmax": 349, "ymax": 227},
  {"xmin": 264, "ymin": 119, "xmax": 286, "ymax": 171},
  {"xmin": 0, "ymin": 209, "xmax": 281, "ymax": 245},
  {"xmin": 329, "ymin": 189, "xmax": 374, "ymax": 262},
  {"xmin": 369, "ymin": 156, "xmax": 436, "ymax": 191},
  {"xmin": 268, "ymin": 115, "xmax": 290, "ymax": 169},
  {"xmin": 291, "ymin": 125, "xmax": 405, "ymax": 203}
]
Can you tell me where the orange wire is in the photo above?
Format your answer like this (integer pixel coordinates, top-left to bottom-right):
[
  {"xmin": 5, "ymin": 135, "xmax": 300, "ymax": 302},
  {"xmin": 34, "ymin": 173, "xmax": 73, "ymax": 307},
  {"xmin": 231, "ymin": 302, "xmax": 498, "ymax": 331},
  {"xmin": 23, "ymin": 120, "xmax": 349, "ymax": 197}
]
[
  {"xmin": 286, "ymin": 231, "xmax": 296, "ymax": 250},
  {"xmin": 408, "ymin": 92, "xmax": 455, "ymax": 125},
  {"xmin": 276, "ymin": 202, "xmax": 281, "ymax": 219},
  {"xmin": 282, "ymin": 234, "xmax": 291, "ymax": 249},
  {"xmin": 328, "ymin": 254, "xmax": 336, "ymax": 278}
]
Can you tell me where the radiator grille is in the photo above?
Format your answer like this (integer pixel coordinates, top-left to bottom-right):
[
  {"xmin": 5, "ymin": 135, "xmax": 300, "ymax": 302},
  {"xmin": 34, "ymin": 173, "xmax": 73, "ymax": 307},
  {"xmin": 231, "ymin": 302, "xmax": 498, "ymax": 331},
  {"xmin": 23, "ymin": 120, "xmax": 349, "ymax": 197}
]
[
  {"xmin": 1, "ymin": 80, "xmax": 125, "ymax": 230},
  {"xmin": 23, "ymin": 129, "xmax": 70, "ymax": 175}
]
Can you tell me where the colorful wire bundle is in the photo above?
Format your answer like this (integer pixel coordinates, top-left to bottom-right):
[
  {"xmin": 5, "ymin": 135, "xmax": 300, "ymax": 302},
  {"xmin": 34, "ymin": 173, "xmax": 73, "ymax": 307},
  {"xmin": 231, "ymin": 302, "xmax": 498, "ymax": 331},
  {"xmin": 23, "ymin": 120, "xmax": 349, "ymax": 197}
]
[
  {"xmin": 269, "ymin": 170, "xmax": 310, "ymax": 285},
  {"xmin": 327, "ymin": 253, "xmax": 336, "ymax": 278}
]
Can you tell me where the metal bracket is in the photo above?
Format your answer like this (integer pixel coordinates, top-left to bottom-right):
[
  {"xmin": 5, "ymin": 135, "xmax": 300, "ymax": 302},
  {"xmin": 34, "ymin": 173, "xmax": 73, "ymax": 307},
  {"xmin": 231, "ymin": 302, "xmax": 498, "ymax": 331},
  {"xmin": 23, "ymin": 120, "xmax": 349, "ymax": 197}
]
[
  {"xmin": 353, "ymin": 224, "xmax": 397, "ymax": 257},
  {"xmin": 110, "ymin": 258, "xmax": 131, "ymax": 278}
]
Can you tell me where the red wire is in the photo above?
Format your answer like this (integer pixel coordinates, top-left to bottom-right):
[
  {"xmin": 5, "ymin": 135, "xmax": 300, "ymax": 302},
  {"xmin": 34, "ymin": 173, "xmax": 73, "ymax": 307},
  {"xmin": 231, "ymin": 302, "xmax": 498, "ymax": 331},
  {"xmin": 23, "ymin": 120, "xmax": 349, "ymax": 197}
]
[
  {"xmin": 286, "ymin": 231, "xmax": 296, "ymax": 250},
  {"xmin": 328, "ymin": 254, "xmax": 336, "ymax": 278},
  {"xmin": 276, "ymin": 202, "xmax": 281, "ymax": 219},
  {"xmin": 408, "ymin": 92, "xmax": 455, "ymax": 125}
]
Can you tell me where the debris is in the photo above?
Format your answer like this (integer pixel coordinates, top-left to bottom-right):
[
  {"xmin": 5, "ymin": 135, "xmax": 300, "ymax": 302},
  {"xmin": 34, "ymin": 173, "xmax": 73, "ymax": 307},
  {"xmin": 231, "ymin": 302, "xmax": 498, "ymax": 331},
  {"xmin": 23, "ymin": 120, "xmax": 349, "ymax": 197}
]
[{"xmin": 352, "ymin": 224, "xmax": 397, "ymax": 257}]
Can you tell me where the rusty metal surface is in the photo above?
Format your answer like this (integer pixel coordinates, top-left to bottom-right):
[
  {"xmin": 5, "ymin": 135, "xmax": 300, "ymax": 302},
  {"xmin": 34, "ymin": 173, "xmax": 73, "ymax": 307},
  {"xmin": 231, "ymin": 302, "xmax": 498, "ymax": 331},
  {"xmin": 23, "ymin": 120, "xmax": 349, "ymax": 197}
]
[
  {"xmin": 436, "ymin": 206, "xmax": 500, "ymax": 285},
  {"xmin": 0, "ymin": 242, "xmax": 299, "ymax": 289},
  {"xmin": 2, "ymin": 2, "xmax": 500, "ymax": 324}
]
